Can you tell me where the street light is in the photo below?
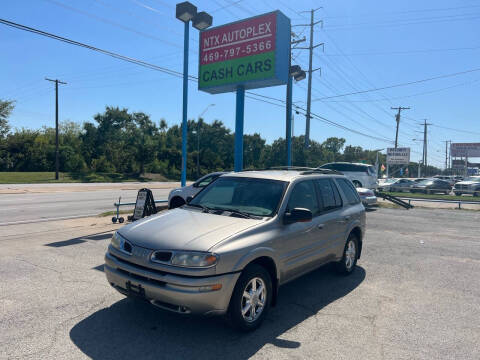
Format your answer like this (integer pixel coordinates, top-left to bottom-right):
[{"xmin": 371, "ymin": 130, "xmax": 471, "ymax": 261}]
[
  {"xmin": 176, "ymin": 2, "xmax": 213, "ymax": 187},
  {"xmin": 193, "ymin": 104, "xmax": 215, "ymax": 178},
  {"xmin": 286, "ymin": 64, "xmax": 306, "ymax": 166}
]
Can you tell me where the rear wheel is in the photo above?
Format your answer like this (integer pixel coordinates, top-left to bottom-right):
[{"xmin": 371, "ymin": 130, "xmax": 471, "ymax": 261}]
[
  {"xmin": 336, "ymin": 234, "xmax": 358, "ymax": 275},
  {"xmin": 228, "ymin": 264, "xmax": 272, "ymax": 331}
]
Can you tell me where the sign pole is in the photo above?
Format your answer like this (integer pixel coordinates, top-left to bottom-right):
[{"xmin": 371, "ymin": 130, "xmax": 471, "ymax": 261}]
[
  {"xmin": 286, "ymin": 74, "xmax": 292, "ymax": 167},
  {"xmin": 234, "ymin": 86, "xmax": 245, "ymax": 172},
  {"xmin": 181, "ymin": 20, "xmax": 189, "ymax": 187}
]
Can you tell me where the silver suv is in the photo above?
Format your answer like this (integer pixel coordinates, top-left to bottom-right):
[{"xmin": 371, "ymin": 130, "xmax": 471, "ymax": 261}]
[{"xmin": 104, "ymin": 170, "xmax": 366, "ymax": 331}]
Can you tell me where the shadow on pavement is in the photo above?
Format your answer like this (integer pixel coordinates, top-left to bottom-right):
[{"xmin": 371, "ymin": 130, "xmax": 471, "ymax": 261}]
[{"xmin": 70, "ymin": 265, "xmax": 365, "ymax": 360}]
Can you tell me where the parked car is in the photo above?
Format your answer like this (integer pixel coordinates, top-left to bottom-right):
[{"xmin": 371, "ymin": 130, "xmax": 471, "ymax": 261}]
[
  {"xmin": 318, "ymin": 162, "xmax": 377, "ymax": 189},
  {"xmin": 168, "ymin": 172, "xmax": 227, "ymax": 209},
  {"xmin": 410, "ymin": 179, "xmax": 451, "ymax": 195},
  {"xmin": 105, "ymin": 170, "xmax": 366, "ymax": 331},
  {"xmin": 377, "ymin": 178, "xmax": 414, "ymax": 192},
  {"xmin": 433, "ymin": 175, "xmax": 455, "ymax": 186},
  {"xmin": 453, "ymin": 176, "xmax": 480, "ymax": 196},
  {"xmin": 356, "ymin": 187, "xmax": 377, "ymax": 206}
]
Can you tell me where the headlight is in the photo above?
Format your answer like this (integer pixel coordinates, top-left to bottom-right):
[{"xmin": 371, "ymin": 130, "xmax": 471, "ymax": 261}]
[
  {"xmin": 111, "ymin": 232, "xmax": 132, "ymax": 255},
  {"xmin": 170, "ymin": 251, "xmax": 218, "ymax": 268}
]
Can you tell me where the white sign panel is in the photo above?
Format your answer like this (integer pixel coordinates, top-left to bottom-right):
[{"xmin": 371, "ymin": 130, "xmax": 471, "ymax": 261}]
[
  {"xmin": 133, "ymin": 190, "xmax": 147, "ymax": 220},
  {"xmin": 450, "ymin": 143, "xmax": 480, "ymax": 158},
  {"xmin": 387, "ymin": 147, "xmax": 410, "ymax": 165}
]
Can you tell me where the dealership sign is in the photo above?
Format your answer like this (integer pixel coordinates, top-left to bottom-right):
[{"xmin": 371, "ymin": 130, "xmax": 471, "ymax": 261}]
[
  {"xmin": 387, "ymin": 147, "xmax": 410, "ymax": 165},
  {"xmin": 198, "ymin": 11, "xmax": 290, "ymax": 94},
  {"xmin": 450, "ymin": 143, "xmax": 480, "ymax": 158}
]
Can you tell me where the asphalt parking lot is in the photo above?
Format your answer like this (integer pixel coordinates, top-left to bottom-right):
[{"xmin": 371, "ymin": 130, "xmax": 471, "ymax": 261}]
[{"xmin": 1, "ymin": 207, "xmax": 479, "ymax": 359}]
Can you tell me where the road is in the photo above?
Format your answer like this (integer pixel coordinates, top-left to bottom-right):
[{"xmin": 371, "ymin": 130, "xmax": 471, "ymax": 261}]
[
  {"xmin": 0, "ymin": 182, "xmax": 179, "ymax": 225},
  {"xmin": 1, "ymin": 207, "xmax": 479, "ymax": 359}
]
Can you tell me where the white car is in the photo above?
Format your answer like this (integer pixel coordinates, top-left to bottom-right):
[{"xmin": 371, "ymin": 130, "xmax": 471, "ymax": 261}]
[
  {"xmin": 168, "ymin": 172, "xmax": 227, "ymax": 209},
  {"xmin": 319, "ymin": 162, "xmax": 377, "ymax": 189}
]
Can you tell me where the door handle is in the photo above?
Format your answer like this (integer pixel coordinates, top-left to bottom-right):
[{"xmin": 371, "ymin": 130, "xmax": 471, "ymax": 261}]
[
  {"xmin": 338, "ymin": 216, "xmax": 351, "ymax": 223},
  {"xmin": 317, "ymin": 223, "xmax": 325, "ymax": 230}
]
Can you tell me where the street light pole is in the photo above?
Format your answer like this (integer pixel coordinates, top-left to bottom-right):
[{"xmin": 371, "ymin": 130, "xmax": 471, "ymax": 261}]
[
  {"xmin": 181, "ymin": 20, "xmax": 189, "ymax": 187},
  {"xmin": 194, "ymin": 104, "xmax": 214, "ymax": 178},
  {"xmin": 176, "ymin": 2, "xmax": 212, "ymax": 186}
]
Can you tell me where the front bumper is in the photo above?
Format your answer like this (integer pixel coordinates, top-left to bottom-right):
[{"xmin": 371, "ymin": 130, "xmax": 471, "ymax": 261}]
[{"xmin": 104, "ymin": 251, "xmax": 240, "ymax": 316}]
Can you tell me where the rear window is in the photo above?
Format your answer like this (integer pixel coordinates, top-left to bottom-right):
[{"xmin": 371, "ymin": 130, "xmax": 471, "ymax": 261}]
[{"xmin": 336, "ymin": 178, "xmax": 361, "ymax": 205}]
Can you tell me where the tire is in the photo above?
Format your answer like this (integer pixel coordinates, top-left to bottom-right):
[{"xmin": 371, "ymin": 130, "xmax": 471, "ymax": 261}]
[
  {"xmin": 336, "ymin": 234, "xmax": 359, "ymax": 275},
  {"xmin": 112, "ymin": 217, "xmax": 117, "ymax": 223},
  {"xmin": 352, "ymin": 180, "xmax": 362, "ymax": 188},
  {"xmin": 169, "ymin": 197, "xmax": 185, "ymax": 209},
  {"xmin": 118, "ymin": 217, "xmax": 125, "ymax": 223},
  {"xmin": 228, "ymin": 264, "xmax": 272, "ymax": 332}
]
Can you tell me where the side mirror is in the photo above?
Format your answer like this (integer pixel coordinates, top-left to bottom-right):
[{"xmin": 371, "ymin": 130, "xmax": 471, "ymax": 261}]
[
  {"xmin": 186, "ymin": 196, "xmax": 193, "ymax": 203},
  {"xmin": 284, "ymin": 208, "xmax": 312, "ymax": 225},
  {"xmin": 192, "ymin": 182, "xmax": 199, "ymax": 188}
]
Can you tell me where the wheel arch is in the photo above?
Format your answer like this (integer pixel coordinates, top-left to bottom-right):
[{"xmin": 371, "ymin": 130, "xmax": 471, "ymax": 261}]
[{"xmin": 350, "ymin": 226, "xmax": 363, "ymax": 259}]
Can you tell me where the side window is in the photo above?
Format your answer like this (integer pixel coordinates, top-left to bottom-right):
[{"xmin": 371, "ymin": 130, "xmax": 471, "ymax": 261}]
[
  {"xmin": 316, "ymin": 179, "xmax": 342, "ymax": 211},
  {"xmin": 196, "ymin": 175, "xmax": 214, "ymax": 187},
  {"xmin": 287, "ymin": 180, "xmax": 320, "ymax": 216},
  {"xmin": 337, "ymin": 178, "xmax": 361, "ymax": 205},
  {"xmin": 330, "ymin": 179, "xmax": 343, "ymax": 208}
]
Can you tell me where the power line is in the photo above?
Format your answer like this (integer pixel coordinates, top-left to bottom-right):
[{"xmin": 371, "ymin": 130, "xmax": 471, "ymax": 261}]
[
  {"xmin": 313, "ymin": 67, "xmax": 480, "ymax": 100},
  {"xmin": 324, "ymin": 45, "xmax": 480, "ymax": 57},
  {"xmin": 0, "ymin": 18, "xmax": 189, "ymax": 79}
]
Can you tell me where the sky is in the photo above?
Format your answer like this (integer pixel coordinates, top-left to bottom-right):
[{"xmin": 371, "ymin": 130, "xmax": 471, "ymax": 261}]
[{"xmin": 1, "ymin": 0, "xmax": 480, "ymax": 168}]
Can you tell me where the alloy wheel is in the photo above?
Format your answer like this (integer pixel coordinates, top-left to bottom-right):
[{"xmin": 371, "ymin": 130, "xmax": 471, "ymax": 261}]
[{"xmin": 241, "ymin": 277, "xmax": 267, "ymax": 322}]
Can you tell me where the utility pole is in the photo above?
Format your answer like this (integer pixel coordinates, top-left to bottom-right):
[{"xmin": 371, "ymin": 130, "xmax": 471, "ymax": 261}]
[
  {"xmin": 45, "ymin": 78, "xmax": 67, "ymax": 180},
  {"xmin": 443, "ymin": 140, "xmax": 449, "ymax": 172},
  {"xmin": 391, "ymin": 106, "xmax": 410, "ymax": 148},
  {"xmin": 421, "ymin": 119, "xmax": 432, "ymax": 177},
  {"xmin": 295, "ymin": 8, "xmax": 323, "ymax": 148}
]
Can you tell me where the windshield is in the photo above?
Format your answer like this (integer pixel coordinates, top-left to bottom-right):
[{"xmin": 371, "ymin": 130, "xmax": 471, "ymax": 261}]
[
  {"xmin": 384, "ymin": 178, "xmax": 396, "ymax": 184},
  {"xmin": 189, "ymin": 177, "xmax": 287, "ymax": 217}
]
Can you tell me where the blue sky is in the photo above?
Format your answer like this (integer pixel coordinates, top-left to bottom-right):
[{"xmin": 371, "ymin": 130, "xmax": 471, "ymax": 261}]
[{"xmin": 2, "ymin": 0, "xmax": 480, "ymax": 167}]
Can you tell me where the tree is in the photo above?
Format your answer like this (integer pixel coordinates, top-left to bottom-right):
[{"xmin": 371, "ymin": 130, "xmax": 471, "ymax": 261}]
[{"xmin": 0, "ymin": 99, "xmax": 15, "ymax": 138}]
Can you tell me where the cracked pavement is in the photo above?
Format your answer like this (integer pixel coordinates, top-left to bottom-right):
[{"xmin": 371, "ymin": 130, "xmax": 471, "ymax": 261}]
[{"xmin": 1, "ymin": 207, "xmax": 479, "ymax": 359}]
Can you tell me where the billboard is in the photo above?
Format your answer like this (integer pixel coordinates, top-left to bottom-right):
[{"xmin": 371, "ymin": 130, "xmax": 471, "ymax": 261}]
[
  {"xmin": 450, "ymin": 143, "xmax": 480, "ymax": 158},
  {"xmin": 198, "ymin": 11, "xmax": 290, "ymax": 94},
  {"xmin": 387, "ymin": 147, "xmax": 410, "ymax": 165}
]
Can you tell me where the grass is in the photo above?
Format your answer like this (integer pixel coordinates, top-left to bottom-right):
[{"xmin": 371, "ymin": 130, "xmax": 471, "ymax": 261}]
[
  {"xmin": 380, "ymin": 191, "xmax": 480, "ymax": 203},
  {"xmin": 0, "ymin": 172, "xmax": 170, "ymax": 184}
]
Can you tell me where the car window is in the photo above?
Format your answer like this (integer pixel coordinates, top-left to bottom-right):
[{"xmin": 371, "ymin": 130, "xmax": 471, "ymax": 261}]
[
  {"xmin": 287, "ymin": 180, "xmax": 320, "ymax": 215},
  {"xmin": 316, "ymin": 179, "xmax": 342, "ymax": 211},
  {"xmin": 337, "ymin": 178, "xmax": 361, "ymax": 205},
  {"xmin": 196, "ymin": 174, "xmax": 215, "ymax": 187}
]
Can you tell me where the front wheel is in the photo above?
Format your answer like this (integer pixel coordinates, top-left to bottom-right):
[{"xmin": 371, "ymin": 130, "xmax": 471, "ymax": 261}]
[
  {"xmin": 337, "ymin": 234, "xmax": 358, "ymax": 275},
  {"xmin": 228, "ymin": 264, "xmax": 272, "ymax": 331}
]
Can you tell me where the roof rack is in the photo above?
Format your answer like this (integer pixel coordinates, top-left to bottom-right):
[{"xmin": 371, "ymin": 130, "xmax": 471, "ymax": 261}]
[
  {"xmin": 268, "ymin": 166, "xmax": 316, "ymax": 171},
  {"xmin": 300, "ymin": 169, "xmax": 344, "ymax": 175}
]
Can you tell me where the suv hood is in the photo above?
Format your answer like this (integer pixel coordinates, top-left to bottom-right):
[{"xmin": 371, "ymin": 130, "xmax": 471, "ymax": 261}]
[{"xmin": 118, "ymin": 208, "xmax": 264, "ymax": 251}]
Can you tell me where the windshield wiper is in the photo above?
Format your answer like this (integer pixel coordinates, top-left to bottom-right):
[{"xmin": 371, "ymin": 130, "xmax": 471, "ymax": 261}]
[
  {"xmin": 186, "ymin": 203, "xmax": 211, "ymax": 212},
  {"xmin": 222, "ymin": 209, "xmax": 257, "ymax": 219}
]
